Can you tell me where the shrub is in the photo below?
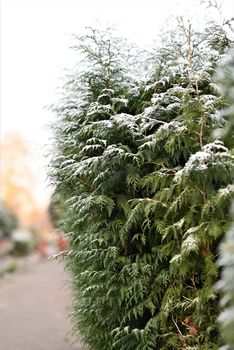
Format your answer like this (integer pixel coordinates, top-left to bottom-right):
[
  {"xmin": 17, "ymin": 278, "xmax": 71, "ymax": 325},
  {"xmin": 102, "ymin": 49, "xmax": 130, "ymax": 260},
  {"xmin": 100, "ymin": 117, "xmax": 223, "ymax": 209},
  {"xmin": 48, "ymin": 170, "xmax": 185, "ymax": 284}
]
[{"xmin": 50, "ymin": 18, "xmax": 233, "ymax": 350}]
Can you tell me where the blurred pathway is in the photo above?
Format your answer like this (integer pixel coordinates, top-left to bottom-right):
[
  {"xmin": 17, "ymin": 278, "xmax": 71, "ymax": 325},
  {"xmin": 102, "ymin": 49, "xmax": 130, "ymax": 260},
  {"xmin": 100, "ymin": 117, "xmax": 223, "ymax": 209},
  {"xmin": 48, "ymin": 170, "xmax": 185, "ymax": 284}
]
[{"xmin": 0, "ymin": 259, "xmax": 84, "ymax": 350}]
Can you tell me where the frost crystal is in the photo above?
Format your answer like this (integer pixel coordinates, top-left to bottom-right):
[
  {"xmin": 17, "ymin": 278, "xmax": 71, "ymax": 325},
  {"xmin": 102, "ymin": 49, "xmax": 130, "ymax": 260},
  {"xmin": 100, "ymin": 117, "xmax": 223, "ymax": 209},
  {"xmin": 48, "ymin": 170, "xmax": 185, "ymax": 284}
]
[
  {"xmin": 182, "ymin": 235, "xmax": 199, "ymax": 252},
  {"xmin": 158, "ymin": 121, "xmax": 187, "ymax": 133},
  {"xmin": 142, "ymin": 106, "xmax": 157, "ymax": 118},
  {"xmin": 175, "ymin": 140, "xmax": 230, "ymax": 180}
]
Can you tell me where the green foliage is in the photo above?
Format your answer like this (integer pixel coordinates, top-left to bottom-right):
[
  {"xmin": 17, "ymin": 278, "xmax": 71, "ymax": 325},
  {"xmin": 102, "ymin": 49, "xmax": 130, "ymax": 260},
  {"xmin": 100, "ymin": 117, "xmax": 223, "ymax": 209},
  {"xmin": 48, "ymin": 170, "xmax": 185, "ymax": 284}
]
[
  {"xmin": 0, "ymin": 202, "xmax": 18, "ymax": 239},
  {"xmin": 50, "ymin": 20, "xmax": 233, "ymax": 350},
  {"xmin": 49, "ymin": 192, "xmax": 65, "ymax": 230},
  {"xmin": 10, "ymin": 240, "xmax": 31, "ymax": 257}
]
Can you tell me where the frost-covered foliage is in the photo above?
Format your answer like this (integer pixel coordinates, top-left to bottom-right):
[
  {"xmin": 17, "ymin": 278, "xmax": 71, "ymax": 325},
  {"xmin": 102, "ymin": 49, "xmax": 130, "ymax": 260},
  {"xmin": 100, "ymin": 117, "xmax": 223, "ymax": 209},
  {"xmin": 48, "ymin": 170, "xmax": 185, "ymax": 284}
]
[
  {"xmin": 216, "ymin": 49, "xmax": 234, "ymax": 350},
  {"xmin": 50, "ymin": 19, "xmax": 233, "ymax": 350}
]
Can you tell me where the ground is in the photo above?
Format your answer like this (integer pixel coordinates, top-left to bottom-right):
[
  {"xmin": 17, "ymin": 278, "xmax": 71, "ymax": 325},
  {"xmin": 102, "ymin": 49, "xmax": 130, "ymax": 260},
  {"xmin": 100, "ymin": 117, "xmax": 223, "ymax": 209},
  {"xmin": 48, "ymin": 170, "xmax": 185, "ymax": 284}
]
[{"xmin": 0, "ymin": 258, "xmax": 84, "ymax": 350}]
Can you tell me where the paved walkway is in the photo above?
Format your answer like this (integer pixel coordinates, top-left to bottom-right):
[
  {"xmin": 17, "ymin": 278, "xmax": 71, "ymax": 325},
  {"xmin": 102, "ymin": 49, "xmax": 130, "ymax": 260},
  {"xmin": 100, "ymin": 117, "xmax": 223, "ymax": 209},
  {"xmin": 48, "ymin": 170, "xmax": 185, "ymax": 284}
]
[{"xmin": 0, "ymin": 259, "xmax": 84, "ymax": 350}]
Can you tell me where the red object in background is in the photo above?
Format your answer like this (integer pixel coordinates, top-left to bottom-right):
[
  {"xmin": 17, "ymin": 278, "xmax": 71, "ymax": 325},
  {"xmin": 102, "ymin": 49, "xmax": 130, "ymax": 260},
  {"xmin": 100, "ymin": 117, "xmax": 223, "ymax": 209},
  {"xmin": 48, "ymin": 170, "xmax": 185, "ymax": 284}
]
[
  {"xmin": 38, "ymin": 240, "xmax": 48, "ymax": 257},
  {"xmin": 58, "ymin": 237, "xmax": 69, "ymax": 251},
  {"xmin": 0, "ymin": 239, "xmax": 13, "ymax": 256}
]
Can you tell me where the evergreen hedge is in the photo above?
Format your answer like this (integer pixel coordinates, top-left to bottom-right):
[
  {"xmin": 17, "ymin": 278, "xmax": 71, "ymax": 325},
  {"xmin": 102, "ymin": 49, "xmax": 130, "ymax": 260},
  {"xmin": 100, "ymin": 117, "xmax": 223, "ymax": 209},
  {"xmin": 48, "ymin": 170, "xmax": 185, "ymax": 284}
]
[{"xmin": 50, "ymin": 17, "xmax": 233, "ymax": 350}]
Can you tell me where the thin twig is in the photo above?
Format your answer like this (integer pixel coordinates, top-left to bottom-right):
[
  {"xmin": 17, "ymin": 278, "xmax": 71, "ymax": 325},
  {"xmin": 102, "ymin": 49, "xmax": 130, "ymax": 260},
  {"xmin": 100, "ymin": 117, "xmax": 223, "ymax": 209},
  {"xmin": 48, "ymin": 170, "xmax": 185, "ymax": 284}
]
[{"xmin": 172, "ymin": 315, "xmax": 187, "ymax": 348}]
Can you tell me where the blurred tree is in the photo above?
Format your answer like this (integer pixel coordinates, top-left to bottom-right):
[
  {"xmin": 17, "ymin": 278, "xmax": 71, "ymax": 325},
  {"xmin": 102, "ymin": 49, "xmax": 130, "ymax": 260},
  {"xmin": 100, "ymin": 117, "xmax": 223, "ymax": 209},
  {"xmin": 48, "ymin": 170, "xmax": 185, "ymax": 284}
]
[{"xmin": 0, "ymin": 202, "xmax": 18, "ymax": 239}]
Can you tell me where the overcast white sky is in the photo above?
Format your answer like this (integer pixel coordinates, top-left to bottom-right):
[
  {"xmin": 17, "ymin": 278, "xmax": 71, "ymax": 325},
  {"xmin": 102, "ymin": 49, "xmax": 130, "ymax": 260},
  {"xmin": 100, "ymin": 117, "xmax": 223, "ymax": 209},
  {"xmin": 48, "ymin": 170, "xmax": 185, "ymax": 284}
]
[{"xmin": 1, "ymin": 0, "xmax": 233, "ymax": 202}]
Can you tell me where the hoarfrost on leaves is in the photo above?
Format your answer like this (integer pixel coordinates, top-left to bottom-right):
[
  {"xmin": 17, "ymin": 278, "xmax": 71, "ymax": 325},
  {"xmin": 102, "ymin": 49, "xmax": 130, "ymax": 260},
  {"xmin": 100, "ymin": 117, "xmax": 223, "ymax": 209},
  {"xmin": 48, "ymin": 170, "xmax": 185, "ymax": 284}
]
[
  {"xmin": 175, "ymin": 140, "xmax": 230, "ymax": 180},
  {"xmin": 157, "ymin": 120, "xmax": 187, "ymax": 133},
  {"xmin": 111, "ymin": 113, "xmax": 138, "ymax": 130}
]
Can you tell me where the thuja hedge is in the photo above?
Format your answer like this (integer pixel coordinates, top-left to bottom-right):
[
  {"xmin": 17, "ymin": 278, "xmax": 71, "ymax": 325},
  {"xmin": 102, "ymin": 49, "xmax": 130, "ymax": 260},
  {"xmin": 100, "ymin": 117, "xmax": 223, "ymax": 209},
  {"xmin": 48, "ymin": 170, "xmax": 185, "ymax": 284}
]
[{"xmin": 50, "ymin": 19, "xmax": 234, "ymax": 350}]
